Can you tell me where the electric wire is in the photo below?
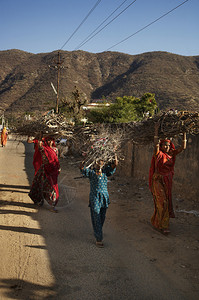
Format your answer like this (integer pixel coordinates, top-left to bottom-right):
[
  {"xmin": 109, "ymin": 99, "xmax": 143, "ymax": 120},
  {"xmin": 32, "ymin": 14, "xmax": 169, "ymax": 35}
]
[
  {"xmin": 75, "ymin": 0, "xmax": 129, "ymax": 50},
  {"xmin": 60, "ymin": 0, "xmax": 102, "ymax": 50},
  {"xmin": 106, "ymin": 0, "xmax": 189, "ymax": 51},
  {"xmin": 75, "ymin": 0, "xmax": 137, "ymax": 50}
]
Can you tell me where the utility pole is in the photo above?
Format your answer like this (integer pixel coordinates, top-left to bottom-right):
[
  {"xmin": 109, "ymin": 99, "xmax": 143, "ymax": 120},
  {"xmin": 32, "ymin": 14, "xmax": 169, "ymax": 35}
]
[
  {"xmin": 56, "ymin": 51, "xmax": 61, "ymax": 113},
  {"xmin": 49, "ymin": 51, "xmax": 64, "ymax": 114}
]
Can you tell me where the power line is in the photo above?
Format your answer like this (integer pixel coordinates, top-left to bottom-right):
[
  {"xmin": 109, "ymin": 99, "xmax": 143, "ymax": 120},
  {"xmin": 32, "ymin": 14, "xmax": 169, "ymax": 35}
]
[
  {"xmin": 75, "ymin": 0, "xmax": 129, "ymax": 50},
  {"xmin": 75, "ymin": 0, "xmax": 137, "ymax": 50},
  {"xmin": 60, "ymin": 0, "xmax": 102, "ymax": 50},
  {"xmin": 106, "ymin": 0, "xmax": 189, "ymax": 51}
]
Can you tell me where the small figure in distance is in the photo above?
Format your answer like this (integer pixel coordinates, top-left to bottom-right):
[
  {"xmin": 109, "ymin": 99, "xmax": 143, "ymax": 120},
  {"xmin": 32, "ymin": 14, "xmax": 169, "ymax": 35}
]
[{"xmin": 1, "ymin": 127, "xmax": 8, "ymax": 147}]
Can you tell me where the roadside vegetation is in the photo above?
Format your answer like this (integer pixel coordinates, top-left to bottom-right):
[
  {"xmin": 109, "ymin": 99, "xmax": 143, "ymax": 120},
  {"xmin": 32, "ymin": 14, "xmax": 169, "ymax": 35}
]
[{"xmin": 59, "ymin": 88, "xmax": 158, "ymax": 125}]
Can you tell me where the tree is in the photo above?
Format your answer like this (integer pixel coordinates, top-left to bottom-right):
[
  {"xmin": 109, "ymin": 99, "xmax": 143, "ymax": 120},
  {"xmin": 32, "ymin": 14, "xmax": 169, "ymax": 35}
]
[
  {"xmin": 59, "ymin": 86, "xmax": 88, "ymax": 123},
  {"xmin": 87, "ymin": 93, "xmax": 157, "ymax": 123},
  {"xmin": 133, "ymin": 93, "xmax": 157, "ymax": 119}
]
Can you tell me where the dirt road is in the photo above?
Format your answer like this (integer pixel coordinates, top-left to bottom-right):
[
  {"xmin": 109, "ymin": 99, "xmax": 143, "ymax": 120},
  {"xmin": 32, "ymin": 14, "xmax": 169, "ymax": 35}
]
[{"xmin": 0, "ymin": 139, "xmax": 198, "ymax": 300}]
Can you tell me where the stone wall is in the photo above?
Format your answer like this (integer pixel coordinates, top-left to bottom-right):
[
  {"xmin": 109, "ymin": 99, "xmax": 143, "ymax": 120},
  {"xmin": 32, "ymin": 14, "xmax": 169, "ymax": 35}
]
[{"xmin": 118, "ymin": 135, "xmax": 199, "ymax": 200}]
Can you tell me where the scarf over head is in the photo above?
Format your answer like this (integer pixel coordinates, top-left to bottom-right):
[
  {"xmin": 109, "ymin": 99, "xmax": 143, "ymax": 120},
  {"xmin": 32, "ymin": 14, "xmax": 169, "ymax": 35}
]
[
  {"xmin": 42, "ymin": 137, "xmax": 60, "ymax": 176},
  {"xmin": 149, "ymin": 139, "xmax": 176, "ymax": 191}
]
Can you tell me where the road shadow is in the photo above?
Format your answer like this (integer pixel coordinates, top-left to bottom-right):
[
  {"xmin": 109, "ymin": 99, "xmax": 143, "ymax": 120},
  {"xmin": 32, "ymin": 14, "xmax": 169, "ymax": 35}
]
[
  {"xmin": 0, "ymin": 184, "xmax": 30, "ymax": 190},
  {"xmin": 0, "ymin": 200, "xmax": 35, "ymax": 209},
  {"xmin": 0, "ymin": 279, "xmax": 56, "ymax": 300},
  {"xmin": 0, "ymin": 225, "xmax": 41, "ymax": 235},
  {"xmin": 1, "ymin": 140, "xmax": 198, "ymax": 300}
]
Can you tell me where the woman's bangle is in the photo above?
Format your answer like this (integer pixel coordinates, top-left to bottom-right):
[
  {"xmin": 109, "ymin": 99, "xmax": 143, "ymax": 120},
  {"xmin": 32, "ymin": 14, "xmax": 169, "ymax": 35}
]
[
  {"xmin": 183, "ymin": 140, "xmax": 187, "ymax": 142},
  {"xmin": 154, "ymin": 136, "xmax": 158, "ymax": 138}
]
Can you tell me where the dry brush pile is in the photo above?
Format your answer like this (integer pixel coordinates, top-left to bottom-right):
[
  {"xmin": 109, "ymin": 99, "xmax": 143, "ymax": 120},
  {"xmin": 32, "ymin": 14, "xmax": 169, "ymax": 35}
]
[
  {"xmin": 124, "ymin": 110, "xmax": 199, "ymax": 144},
  {"xmin": 14, "ymin": 110, "xmax": 199, "ymax": 167},
  {"xmin": 14, "ymin": 111, "xmax": 74, "ymax": 138},
  {"xmin": 73, "ymin": 124, "xmax": 125, "ymax": 168}
]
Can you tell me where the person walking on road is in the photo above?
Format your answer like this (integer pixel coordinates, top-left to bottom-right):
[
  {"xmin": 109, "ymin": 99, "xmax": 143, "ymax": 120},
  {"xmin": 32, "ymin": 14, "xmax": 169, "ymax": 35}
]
[
  {"xmin": 1, "ymin": 127, "xmax": 8, "ymax": 147},
  {"xmin": 27, "ymin": 134, "xmax": 43, "ymax": 175},
  {"xmin": 149, "ymin": 123, "xmax": 187, "ymax": 234},
  {"xmin": 29, "ymin": 136, "xmax": 61, "ymax": 213},
  {"xmin": 80, "ymin": 155, "xmax": 118, "ymax": 247}
]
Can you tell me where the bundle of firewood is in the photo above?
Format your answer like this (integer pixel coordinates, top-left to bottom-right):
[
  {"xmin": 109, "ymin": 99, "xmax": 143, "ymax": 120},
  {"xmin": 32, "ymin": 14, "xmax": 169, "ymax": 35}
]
[
  {"xmin": 73, "ymin": 124, "xmax": 125, "ymax": 168},
  {"xmin": 124, "ymin": 110, "xmax": 199, "ymax": 144},
  {"xmin": 14, "ymin": 111, "xmax": 74, "ymax": 138},
  {"xmin": 14, "ymin": 109, "xmax": 198, "ymax": 166},
  {"xmin": 72, "ymin": 110, "xmax": 199, "ymax": 166}
]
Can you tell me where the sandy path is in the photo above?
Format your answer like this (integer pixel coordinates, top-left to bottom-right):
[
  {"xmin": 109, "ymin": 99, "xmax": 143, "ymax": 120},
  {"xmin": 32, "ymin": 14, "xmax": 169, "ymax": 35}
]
[
  {"xmin": 0, "ymin": 140, "xmax": 56, "ymax": 299},
  {"xmin": 0, "ymin": 139, "xmax": 198, "ymax": 300}
]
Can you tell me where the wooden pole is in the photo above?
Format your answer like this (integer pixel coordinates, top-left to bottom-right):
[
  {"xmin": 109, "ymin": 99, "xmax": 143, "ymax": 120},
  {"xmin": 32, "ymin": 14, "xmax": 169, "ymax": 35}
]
[{"xmin": 56, "ymin": 51, "xmax": 60, "ymax": 114}]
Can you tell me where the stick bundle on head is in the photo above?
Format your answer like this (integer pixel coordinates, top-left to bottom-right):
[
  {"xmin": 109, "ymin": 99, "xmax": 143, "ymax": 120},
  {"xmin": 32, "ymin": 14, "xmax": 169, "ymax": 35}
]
[
  {"xmin": 14, "ymin": 111, "xmax": 74, "ymax": 139},
  {"xmin": 125, "ymin": 110, "xmax": 199, "ymax": 144},
  {"xmin": 76, "ymin": 124, "xmax": 124, "ymax": 168},
  {"xmin": 14, "ymin": 109, "xmax": 198, "ymax": 154}
]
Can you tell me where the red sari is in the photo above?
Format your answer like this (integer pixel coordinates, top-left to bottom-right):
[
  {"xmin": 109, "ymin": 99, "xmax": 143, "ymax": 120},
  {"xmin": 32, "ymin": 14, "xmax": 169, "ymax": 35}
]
[
  {"xmin": 29, "ymin": 140, "xmax": 60, "ymax": 207},
  {"xmin": 149, "ymin": 141, "xmax": 176, "ymax": 230},
  {"xmin": 33, "ymin": 139, "xmax": 42, "ymax": 175}
]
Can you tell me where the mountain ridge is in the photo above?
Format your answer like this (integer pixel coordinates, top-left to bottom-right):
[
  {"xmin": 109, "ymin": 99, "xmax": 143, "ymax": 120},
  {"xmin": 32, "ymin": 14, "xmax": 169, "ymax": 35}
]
[{"xmin": 0, "ymin": 49, "xmax": 198, "ymax": 117}]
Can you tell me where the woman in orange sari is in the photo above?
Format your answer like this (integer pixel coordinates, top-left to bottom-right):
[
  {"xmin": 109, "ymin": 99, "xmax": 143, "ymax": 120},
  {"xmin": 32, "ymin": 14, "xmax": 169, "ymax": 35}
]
[
  {"xmin": 149, "ymin": 124, "xmax": 187, "ymax": 233},
  {"xmin": 1, "ymin": 127, "xmax": 8, "ymax": 147}
]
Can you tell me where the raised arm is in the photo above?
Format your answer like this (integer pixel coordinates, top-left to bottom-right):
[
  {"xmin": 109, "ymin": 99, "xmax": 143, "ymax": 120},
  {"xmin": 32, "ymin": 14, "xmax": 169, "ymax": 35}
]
[
  {"xmin": 79, "ymin": 161, "xmax": 85, "ymax": 170},
  {"xmin": 27, "ymin": 136, "xmax": 34, "ymax": 144},
  {"xmin": 175, "ymin": 132, "xmax": 187, "ymax": 155},
  {"xmin": 154, "ymin": 122, "xmax": 160, "ymax": 155},
  {"xmin": 111, "ymin": 154, "xmax": 118, "ymax": 169},
  {"xmin": 79, "ymin": 161, "xmax": 92, "ymax": 178}
]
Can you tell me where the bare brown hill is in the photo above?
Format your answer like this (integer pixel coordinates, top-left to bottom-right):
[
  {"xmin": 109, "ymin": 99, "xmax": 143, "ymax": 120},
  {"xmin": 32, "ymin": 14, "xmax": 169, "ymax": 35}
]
[{"xmin": 0, "ymin": 49, "xmax": 199, "ymax": 118}]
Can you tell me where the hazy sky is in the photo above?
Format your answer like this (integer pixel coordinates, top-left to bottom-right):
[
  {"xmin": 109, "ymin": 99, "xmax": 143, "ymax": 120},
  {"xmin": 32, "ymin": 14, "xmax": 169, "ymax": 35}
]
[{"xmin": 1, "ymin": 0, "xmax": 198, "ymax": 56}]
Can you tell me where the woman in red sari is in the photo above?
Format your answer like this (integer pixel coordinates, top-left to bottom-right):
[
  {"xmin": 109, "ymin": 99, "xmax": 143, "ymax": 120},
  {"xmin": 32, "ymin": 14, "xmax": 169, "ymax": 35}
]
[
  {"xmin": 29, "ymin": 137, "xmax": 61, "ymax": 212},
  {"xmin": 149, "ymin": 124, "xmax": 187, "ymax": 233},
  {"xmin": 27, "ymin": 135, "xmax": 43, "ymax": 175}
]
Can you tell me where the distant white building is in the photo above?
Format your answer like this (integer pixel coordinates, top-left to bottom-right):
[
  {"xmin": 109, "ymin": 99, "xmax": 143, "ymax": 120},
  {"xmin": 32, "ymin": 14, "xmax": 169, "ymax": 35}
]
[
  {"xmin": 24, "ymin": 114, "xmax": 31, "ymax": 120},
  {"xmin": 83, "ymin": 102, "xmax": 110, "ymax": 110}
]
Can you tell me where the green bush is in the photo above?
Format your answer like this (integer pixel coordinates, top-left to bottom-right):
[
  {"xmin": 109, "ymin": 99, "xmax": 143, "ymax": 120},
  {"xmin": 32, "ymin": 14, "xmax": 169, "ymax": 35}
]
[{"xmin": 88, "ymin": 93, "xmax": 157, "ymax": 123}]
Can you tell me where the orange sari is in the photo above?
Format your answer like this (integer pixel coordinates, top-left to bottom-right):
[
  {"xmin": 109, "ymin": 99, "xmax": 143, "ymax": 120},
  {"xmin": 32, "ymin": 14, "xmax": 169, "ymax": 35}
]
[
  {"xmin": 149, "ymin": 143, "xmax": 176, "ymax": 230},
  {"xmin": 1, "ymin": 127, "xmax": 8, "ymax": 147}
]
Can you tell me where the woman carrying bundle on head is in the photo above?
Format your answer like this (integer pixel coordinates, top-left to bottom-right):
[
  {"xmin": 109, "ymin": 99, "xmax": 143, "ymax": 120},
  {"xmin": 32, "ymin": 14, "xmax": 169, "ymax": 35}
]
[
  {"xmin": 149, "ymin": 123, "xmax": 187, "ymax": 234},
  {"xmin": 29, "ymin": 136, "xmax": 61, "ymax": 213},
  {"xmin": 80, "ymin": 155, "xmax": 118, "ymax": 247},
  {"xmin": 27, "ymin": 132, "xmax": 43, "ymax": 175}
]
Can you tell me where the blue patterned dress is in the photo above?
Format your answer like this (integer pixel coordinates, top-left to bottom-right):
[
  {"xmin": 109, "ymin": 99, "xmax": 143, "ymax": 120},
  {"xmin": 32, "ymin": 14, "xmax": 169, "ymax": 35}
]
[{"xmin": 81, "ymin": 165, "xmax": 116, "ymax": 241}]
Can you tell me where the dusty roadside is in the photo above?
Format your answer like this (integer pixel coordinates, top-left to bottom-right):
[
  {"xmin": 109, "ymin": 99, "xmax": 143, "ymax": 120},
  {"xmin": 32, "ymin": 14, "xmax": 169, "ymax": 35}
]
[
  {"xmin": 106, "ymin": 172, "xmax": 199, "ymax": 294},
  {"xmin": 0, "ymin": 139, "xmax": 198, "ymax": 299},
  {"xmin": 60, "ymin": 154, "xmax": 199, "ymax": 298}
]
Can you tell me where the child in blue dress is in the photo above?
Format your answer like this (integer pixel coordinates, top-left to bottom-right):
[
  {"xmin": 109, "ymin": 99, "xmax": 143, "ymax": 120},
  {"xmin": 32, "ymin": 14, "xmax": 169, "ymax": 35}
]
[{"xmin": 80, "ymin": 155, "xmax": 118, "ymax": 247}]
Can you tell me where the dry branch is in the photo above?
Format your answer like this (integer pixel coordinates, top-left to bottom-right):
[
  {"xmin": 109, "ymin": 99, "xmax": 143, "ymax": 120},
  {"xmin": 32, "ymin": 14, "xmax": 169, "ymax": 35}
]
[
  {"xmin": 13, "ymin": 110, "xmax": 199, "ymax": 166},
  {"xmin": 124, "ymin": 110, "xmax": 199, "ymax": 144},
  {"xmin": 73, "ymin": 124, "xmax": 125, "ymax": 168},
  {"xmin": 14, "ymin": 111, "xmax": 74, "ymax": 138}
]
